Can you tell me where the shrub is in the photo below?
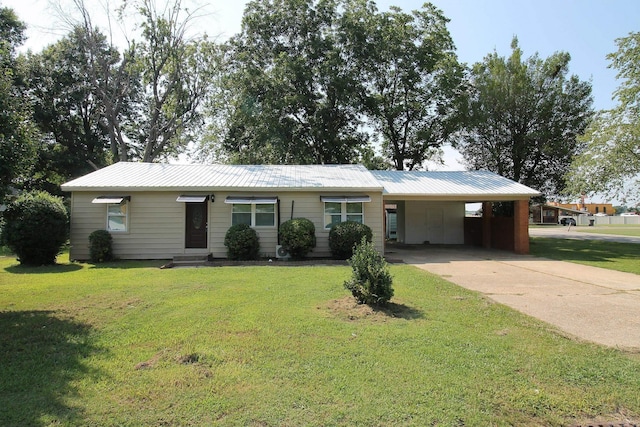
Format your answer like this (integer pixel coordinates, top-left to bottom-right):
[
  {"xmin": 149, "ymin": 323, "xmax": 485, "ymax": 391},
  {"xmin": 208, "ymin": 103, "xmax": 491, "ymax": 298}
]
[
  {"xmin": 328, "ymin": 221, "xmax": 373, "ymax": 259},
  {"xmin": 344, "ymin": 237, "xmax": 393, "ymax": 305},
  {"xmin": 224, "ymin": 223, "xmax": 260, "ymax": 260},
  {"xmin": 89, "ymin": 230, "xmax": 113, "ymax": 263},
  {"xmin": 1, "ymin": 191, "xmax": 68, "ymax": 265},
  {"xmin": 279, "ymin": 218, "xmax": 316, "ymax": 260}
]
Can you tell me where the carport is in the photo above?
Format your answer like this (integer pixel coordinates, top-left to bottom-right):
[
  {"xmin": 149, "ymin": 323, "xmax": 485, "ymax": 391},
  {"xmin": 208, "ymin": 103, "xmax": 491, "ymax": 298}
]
[{"xmin": 371, "ymin": 170, "xmax": 540, "ymax": 255}]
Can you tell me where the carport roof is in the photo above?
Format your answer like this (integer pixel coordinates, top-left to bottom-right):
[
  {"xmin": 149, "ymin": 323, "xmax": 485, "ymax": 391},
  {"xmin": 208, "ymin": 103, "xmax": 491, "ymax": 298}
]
[{"xmin": 372, "ymin": 170, "xmax": 539, "ymax": 201}]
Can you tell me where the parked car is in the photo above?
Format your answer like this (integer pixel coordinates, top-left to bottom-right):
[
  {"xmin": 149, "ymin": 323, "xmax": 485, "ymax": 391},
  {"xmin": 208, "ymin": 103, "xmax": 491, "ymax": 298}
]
[
  {"xmin": 559, "ymin": 217, "xmax": 576, "ymax": 226},
  {"xmin": 594, "ymin": 212, "xmax": 607, "ymax": 216},
  {"xmin": 621, "ymin": 212, "xmax": 639, "ymax": 216}
]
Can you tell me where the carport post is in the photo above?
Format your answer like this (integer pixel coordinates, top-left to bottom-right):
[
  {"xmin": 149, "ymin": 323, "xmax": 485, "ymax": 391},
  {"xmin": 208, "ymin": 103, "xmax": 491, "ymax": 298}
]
[
  {"xmin": 514, "ymin": 199, "xmax": 530, "ymax": 254},
  {"xmin": 482, "ymin": 201, "xmax": 492, "ymax": 249}
]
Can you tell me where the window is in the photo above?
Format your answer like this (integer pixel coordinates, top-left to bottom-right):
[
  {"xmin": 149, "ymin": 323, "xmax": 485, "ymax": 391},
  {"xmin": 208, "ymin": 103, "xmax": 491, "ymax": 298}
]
[
  {"xmin": 232, "ymin": 204, "xmax": 252, "ymax": 226},
  {"xmin": 92, "ymin": 196, "xmax": 130, "ymax": 232},
  {"xmin": 324, "ymin": 202, "xmax": 364, "ymax": 229},
  {"xmin": 226, "ymin": 196, "xmax": 277, "ymax": 227},
  {"xmin": 107, "ymin": 202, "xmax": 128, "ymax": 232}
]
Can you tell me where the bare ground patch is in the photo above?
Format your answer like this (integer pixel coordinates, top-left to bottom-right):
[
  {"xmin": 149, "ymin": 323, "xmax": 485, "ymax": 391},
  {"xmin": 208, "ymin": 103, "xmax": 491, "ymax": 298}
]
[{"xmin": 323, "ymin": 296, "xmax": 423, "ymax": 321}]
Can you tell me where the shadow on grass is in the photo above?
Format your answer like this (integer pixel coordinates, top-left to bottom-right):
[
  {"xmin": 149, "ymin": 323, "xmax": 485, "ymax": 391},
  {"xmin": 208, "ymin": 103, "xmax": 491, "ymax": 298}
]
[
  {"xmin": 371, "ymin": 302, "xmax": 425, "ymax": 320},
  {"xmin": 88, "ymin": 260, "xmax": 168, "ymax": 270},
  {"xmin": 0, "ymin": 311, "xmax": 101, "ymax": 426},
  {"xmin": 4, "ymin": 263, "xmax": 83, "ymax": 274}
]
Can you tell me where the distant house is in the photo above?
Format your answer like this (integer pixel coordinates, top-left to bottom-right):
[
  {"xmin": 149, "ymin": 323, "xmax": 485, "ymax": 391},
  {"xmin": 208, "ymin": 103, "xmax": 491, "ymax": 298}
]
[
  {"xmin": 61, "ymin": 163, "xmax": 539, "ymax": 260},
  {"xmin": 553, "ymin": 201, "xmax": 615, "ymax": 216}
]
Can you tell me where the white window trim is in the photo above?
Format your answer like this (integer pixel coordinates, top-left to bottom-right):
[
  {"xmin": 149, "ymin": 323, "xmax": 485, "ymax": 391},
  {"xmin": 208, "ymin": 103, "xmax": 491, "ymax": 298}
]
[
  {"xmin": 231, "ymin": 203, "xmax": 277, "ymax": 228},
  {"xmin": 324, "ymin": 201, "xmax": 365, "ymax": 229}
]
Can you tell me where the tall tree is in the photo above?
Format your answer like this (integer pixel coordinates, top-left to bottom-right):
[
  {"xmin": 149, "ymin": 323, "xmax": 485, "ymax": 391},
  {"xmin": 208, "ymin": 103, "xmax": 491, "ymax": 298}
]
[
  {"xmin": 455, "ymin": 38, "xmax": 593, "ymax": 197},
  {"xmin": 0, "ymin": 7, "xmax": 37, "ymax": 200},
  {"xmin": 342, "ymin": 0, "xmax": 464, "ymax": 170},
  {"xmin": 25, "ymin": 28, "xmax": 113, "ymax": 194},
  {"xmin": 70, "ymin": 0, "xmax": 216, "ymax": 163},
  {"xmin": 207, "ymin": 0, "xmax": 369, "ymax": 165},
  {"xmin": 565, "ymin": 32, "xmax": 640, "ymax": 205}
]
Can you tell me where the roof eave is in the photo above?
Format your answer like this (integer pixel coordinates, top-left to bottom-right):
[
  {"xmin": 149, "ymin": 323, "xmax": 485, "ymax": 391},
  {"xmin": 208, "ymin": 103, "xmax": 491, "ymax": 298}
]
[{"xmin": 61, "ymin": 185, "xmax": 385, "ymax": 193}]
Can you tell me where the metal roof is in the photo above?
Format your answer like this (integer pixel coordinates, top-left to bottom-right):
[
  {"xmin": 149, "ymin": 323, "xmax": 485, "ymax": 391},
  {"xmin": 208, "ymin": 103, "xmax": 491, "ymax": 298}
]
[
  {"xmin": 61, "ymin": 163, "xmax": 540, "ymax": 200},
  {"xmin": 371, "ymin": 170, "xmax": 539, "ymax": 201},
  {"xmin": 61, "ymin": 163, "xmax": 383, "ymax": 192}
]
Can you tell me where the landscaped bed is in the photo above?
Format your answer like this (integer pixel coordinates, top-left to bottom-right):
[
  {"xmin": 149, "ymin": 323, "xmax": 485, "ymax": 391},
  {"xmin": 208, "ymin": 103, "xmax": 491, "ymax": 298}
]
[{"xmin": 1, "ymin": 253, "xmax": 639, "ymax": 426}]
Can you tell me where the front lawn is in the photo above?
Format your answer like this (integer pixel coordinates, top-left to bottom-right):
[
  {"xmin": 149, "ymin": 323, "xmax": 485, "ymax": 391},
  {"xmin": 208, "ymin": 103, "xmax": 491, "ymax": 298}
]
[
  {"xmin": 1, "ymin": 254, "xmax": 639, "ymax": 426},
  {"xmin": 577, "ymin": 225, "xmax": 640, "ymax": 237},
  {"xmin": 530, "ymin": 237, "xmax": 640, "ymax": 275}
]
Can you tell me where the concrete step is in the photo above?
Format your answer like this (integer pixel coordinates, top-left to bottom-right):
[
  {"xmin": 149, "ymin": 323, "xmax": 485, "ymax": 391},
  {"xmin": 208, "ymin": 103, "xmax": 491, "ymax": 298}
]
[{"xmin": 172, "ymin": 254, "xmax": 210, "ymax": 264}]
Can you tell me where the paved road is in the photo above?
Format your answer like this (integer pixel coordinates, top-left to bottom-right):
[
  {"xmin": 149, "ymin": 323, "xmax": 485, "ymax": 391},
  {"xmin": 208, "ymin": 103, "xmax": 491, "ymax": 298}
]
[
  {"xmin": 530, "ymin": 226, "xmax": 640, "ymax": 244},
  {"xmin": 389, "ymin": 245, "xmax": 640, "ymax": 350}
]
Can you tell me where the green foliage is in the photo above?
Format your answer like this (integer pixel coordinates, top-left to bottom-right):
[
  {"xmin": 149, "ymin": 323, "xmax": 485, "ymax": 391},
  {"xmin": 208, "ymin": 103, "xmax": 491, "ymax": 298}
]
[
  {"xmin": 279, "ymin": 217, "xmax": 316, "ymax": 260},
  {"xmin": 343, "ymin": 1, "xmax": 464, "ymax": 170},
  {"xmin": 456, "ymin": 37, "xmax": 593, "ymax": 198},
  {"xmin": 565, "ymin": 32, "xmax": 640, "ymax": 205},
  {"xmin": 24, "ymin": 27, "xmax": 113, "ymax": 195},
  {"xmin": 0, "ymin": 7, "xmax": 38, "ymax": 200},
  {"xmin": 224, "ymin": 223, "xmax": 260, "ymax": 260},
  {"xmin": 88, "ymin": 230, "xmax": 113, "ymax": 263},
  {"xmin": 344, "ymin": 237, "xmax": 393, "ymax": 305},
  {"xmin": 328, "ymin": 220, "xmax": 373, "ymax": 259},
  {"xmin": 210, "ymin": 0, "xmax": 369, "ymax": 165},
  {"xmin": 202, "ymin": 0, "xmax": 464, "ymax": 169},
  {"xmin": 0, "ymin": 190, "xmax": 68, "ymax": 265}
]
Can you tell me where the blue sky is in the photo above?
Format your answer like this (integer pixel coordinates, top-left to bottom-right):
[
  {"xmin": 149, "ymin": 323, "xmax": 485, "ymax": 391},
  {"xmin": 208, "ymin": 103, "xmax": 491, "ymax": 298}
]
[{"xmin": 5, "ymin": 0, "xmax": 639, "ymax": 192}]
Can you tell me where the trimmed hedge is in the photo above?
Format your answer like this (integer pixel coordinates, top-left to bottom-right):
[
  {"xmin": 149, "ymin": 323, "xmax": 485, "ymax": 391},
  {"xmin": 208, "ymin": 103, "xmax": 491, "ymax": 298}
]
[
  {"xmin": 328, "ymin": 221, "xmax": 373, "ymax": 259},
  {"xmin": 1, "ymin": 191, "xmax": 68, "ymax": 265},
  {"xmin": 224, "ymin": 223, "xmax": 260, "ymax": 260},
  {"xmin": 89, "ymin": 229, "xmax": 114, "ymax": 263},
  {"xmin": 279, "ymin": 218, "xmax": 316, "ymax": 260},
  {"xmin": 344, "ymin": 237, "xmax": 394, "ymax": 306}
]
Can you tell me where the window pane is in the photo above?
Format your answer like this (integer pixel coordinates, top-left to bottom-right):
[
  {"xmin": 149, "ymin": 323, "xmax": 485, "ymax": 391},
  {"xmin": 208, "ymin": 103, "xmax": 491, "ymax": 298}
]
[
  {"xmin": 108, "ymin": 216, "xmax": 126, "ymax": 231},
  {"xmin": 347, "ymin": 214, "xmax": 363, "ymax": 223},
  {"xmin": 255, "ymin": 204, "xmax": 274, "ymax": 214},
  {"xmin": 232, "ymin": 213, "xmax": 252, "ymax": 226},
  {"xmin": 255, "ymin": 213, "xmax": 274, "ymax": 227},
  {"xmin": 108, "ymin": 204, "xmax": 126, "ymax": 215},
  {"xmin": 346, "ymin": 202, "xmax": 362, "ymax": 214},
  {"xmin": 232, "ymin": 204, "xmax": 251, "ymax": 214},
  {"xmin": 324, "ymin": 202, "xmax": 342, "ymax": 214},
  {"xmin": 325, "ymin": 214, "xmax": 342, "ymax": 229}
]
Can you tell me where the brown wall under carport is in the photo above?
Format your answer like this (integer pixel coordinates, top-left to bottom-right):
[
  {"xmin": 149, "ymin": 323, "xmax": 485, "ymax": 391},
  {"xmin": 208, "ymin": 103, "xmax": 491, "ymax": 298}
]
[{"xmin": 464, "ymin": 199, "xmax": 530, "ymax": 254}]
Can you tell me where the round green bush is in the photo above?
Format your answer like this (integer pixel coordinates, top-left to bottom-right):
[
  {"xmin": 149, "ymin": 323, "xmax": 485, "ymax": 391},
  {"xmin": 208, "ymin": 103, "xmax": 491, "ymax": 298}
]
[
  {"xmin": 328, "ymin": 221, "xmax": 373, "ymax": 259},
  {"xmin": 89, "ymin": 229, "xmax": 113, "ymax": 263},
  {"xmin": 344, "ymin": 237, "xmax": 394, "ymax": 305},
  {"xmin": 224, "ymin": 223, "xmax": 260, "ymax": 260},
  {"xmin": 1, "ymin": 191, "xmax": 69, "ymax": 265},
  {"xmin": 279, "ymin": 218, "xmax": 316, "ymax": 260}
]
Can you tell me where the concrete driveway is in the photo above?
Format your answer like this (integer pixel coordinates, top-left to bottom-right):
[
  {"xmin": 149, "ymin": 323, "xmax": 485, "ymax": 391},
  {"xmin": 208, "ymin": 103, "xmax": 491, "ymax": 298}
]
[{"xmin": 387, "ymin": 245, "xmax": 640, "ymax": 350}]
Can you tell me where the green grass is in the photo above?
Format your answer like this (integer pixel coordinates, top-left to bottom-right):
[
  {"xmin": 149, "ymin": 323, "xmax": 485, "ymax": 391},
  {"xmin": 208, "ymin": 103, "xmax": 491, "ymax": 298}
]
[
  {"xmin": 530, "ymin": 237, "xmax": 640, "ymax": 275},
  {"xmin": 577, "ymin": 225, "xmax": 640, "ymax": 237},
  {"xmin": 2, "ymin": 254, "xmax": 640, "ymax": 426}
]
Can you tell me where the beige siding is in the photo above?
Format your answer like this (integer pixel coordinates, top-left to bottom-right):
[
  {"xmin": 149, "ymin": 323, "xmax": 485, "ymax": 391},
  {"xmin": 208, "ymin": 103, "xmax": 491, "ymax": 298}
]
[
  {"xmin": 402, "ymin": 201, "xmax": 465, "ymax": 244},
  {"xmin": 70, "ymin": 192, "xmax": 197, "ymax": 260},
  {"xmin": 70, "ymin": 190, "xmax": 385, "ymax": 260}
]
